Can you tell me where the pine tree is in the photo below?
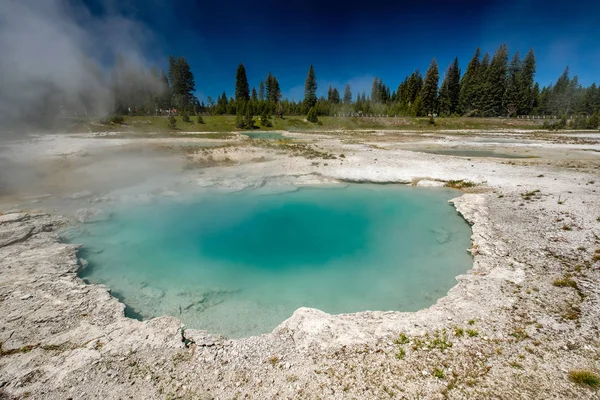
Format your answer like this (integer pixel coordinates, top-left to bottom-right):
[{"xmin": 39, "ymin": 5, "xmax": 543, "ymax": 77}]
[
  {"xmin": 481, "ymin": 44, "xmax": 509, "ymax": 116},
  {"xmin": 520, "ymin": 49, "xmax": 536, "ymax": 115},
  {"xmin": 168, "ymin": 55, "xmax": 195, "ymax": 111},
  {"xmin": 371, "ymin": 77, "xmax": 380, "ymax": 103},
  {"xmin": 343, "ymin": 84, "xmax": 352, "ymax": 104},
  {"xmin": 460, "ymin": 48, "xmax": 481, "ymax": 114},
  {"xmin": 503, "ymin": 51, "xmax": 522, "ymax": 117},
  {"xmin": 439, "ymin": 58, "xmax": 461, "ymax": 116},
  {"xmin": 159, "ymin": 70, "xmax": 171, "ymax": 110},
  {"xmin": 304, "ymin": 65, "xmax": 318, "ymax": 109},
  {"xmin": 267, "ymin": 74, "xmax": 281, "ymax": 103},
  {"xmin": 251, "ymin": 87, "xmax": 258, "ymax": 101},
  {"xmin": 420, "ymin": 59, "xmax": 439, "ymax": 115},
  {"xmin": 235, "ymin": 63, "xmax": 250, "ymax": 102},
  {"xmin": 331, "ymin": 88, "xmax": 340, "ymax": 104},
  {"xmin": 244, "ymin": 107, "xmax": 254, "ymax": 129},
  {"xmin": 473, "ymin": 53, "xmax": 490, "ymax": 113},
  {"xmin": 259, "ymin": 80, "xmax": 265, "ymax": 101}
]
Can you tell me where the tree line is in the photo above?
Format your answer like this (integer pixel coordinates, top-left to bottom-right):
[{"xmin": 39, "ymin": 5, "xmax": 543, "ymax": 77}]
[{"xmin": 108, "ymin": 43, "xmax": 599, "ymax": 128}]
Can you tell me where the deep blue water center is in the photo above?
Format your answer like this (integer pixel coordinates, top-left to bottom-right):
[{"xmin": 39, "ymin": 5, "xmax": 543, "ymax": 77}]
[{"xmin": 73, "ymin": 185, "xmax": 472, "ymax": 338}]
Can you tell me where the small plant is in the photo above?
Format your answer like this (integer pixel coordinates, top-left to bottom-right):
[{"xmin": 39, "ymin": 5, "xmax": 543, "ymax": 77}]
[
  {"xmin": 182, "ymin": 112, "xmax": 191, "ymax": 123},
  {"xmin": 446, "ymin": 180, "xmax": 477, "ymax": 189},
  {"xmin": 558, "ymin": 196, "xmax": 567, "ymax": 205},
  {"xmin": 197, "ymin": 115, "xmax": 204, "ymax": 124},
  {"xmin": 395, "ymin": 333, "xmax": 410, "ymax": 345},
  {"xmin": 510, "ymin": 327, "xmax": 530, "ymax": 341},
  {"xmin": 568, "ymin": 370, "xmax": 600, "ymax": 388},
  {"xmin": 396, "ymin": 333, "xmax": 410, "ymax": 345},
  {"xmin": 468, "ymin": 319, "xmax": 475, "ymax": 325},
  {"xmin": 433, "ymin": 368, "xmax": 444, "ymax": 379},
  {"xmin": 453, "ymin": 326, "xmax": 464, "ymax": 337},
  {"xmin": 562, "ymin": 224, "xmax": 572, "ymax": 231},
  {"xmin": 168, "ymin": 115, "xmax": 177, "ymax": 129},
  {"xmin": 268, "ymin": 355, "xmax": 279, "ymax": 366},
  {"xmin": 521, "ymin": 190, "xmax": 541, "ymax": 200},
  {"xmin": 431, "ymin": 329, "xmax": 453, "ymax": 351},
  {"xmin": 395, "ymin": 348, "xmax": 406, "ymax": 359},
  {"xmin": 553, "ymin": 275, "xmax": 578, "ymax": 289},
  {"xmin": 466, "ymin": 329, "xmax": 479, "ymax": 337}
]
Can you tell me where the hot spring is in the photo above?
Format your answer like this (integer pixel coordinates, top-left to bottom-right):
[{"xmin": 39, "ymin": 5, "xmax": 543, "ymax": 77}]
[{"xmin": 72, "ymin": 184, "xmax": 473, "ymax": 338}]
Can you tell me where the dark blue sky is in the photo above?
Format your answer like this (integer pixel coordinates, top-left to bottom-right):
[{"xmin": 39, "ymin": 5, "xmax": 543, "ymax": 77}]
[{"xmin": 86, "ymin": 0, "xmax": 600, "ymax": 102}]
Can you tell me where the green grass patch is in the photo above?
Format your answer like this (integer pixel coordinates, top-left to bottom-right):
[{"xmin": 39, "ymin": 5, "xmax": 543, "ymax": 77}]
[
  {"xmin": 568, "ymin": 370, "xmax": 600, "ymax": 388},
  {"xmin": 466, "ymin": 329, "xmax": 479, "ymax": 337}
]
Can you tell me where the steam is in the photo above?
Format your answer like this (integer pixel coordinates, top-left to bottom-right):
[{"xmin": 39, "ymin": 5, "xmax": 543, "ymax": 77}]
[{"xmin": 0, "ymin": 0, "xmax": 161, "ymax": 130}]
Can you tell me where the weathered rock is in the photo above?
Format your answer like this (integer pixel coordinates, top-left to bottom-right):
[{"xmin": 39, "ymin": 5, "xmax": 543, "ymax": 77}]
[
  {"xmin": 0, "ymin": 224, "xmax": 34, "ymax": 248},
  {"xmin": 0, "ymin": 213, "xmax": 29, "ymax": 224}
]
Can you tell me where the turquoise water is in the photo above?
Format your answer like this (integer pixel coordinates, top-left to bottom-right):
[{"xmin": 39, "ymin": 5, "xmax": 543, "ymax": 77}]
[
  {"xmin": 72, "ymin": 185, "xmax": 472, "ymax": 338},
  {"xmin": 244, "ymin": 131, "xmax": 287, "ymax": 140}
]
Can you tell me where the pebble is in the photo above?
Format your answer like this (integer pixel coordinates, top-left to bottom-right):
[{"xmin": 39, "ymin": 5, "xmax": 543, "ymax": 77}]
[
  {"xmin": 422, "ymin": 370, "xmax": 429, "ymax": 376},
  {"xmin": 20, "ymin": 294, "xmax": 33, "ymax": 300}
]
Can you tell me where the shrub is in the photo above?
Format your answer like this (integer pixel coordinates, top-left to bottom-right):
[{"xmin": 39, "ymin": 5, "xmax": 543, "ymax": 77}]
[
  {"xmin": 197, "ymin": 115, "xmax": 204, "ymax": 124},
  {"xmin": 167, "ymin": 115, "xmax": 177, "ymax": 129},
  {"xmin": 261, "ymin": 112, "xmax": 273, "ymax": 127},
  {"xmin": 568, "ymin": 370, "xmax": 600, "ymax": 388},
  {"xmin": 182, "ymin": 112, "xmax": 191, "ymax": 123},
  {"xmin": 109, "ymin": 115, "xmax": 124, "ymax": 124},
  {"xmin": 307, "ymin": 107, "xmax": 319, "ymax": 123}
]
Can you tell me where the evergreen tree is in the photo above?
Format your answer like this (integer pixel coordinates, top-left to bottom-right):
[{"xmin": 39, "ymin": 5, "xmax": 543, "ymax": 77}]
[
  {"xmin": 331, "ymin": 88, "xmax": 340, "ymax": 104},
  {"xmin": 459, "ymin": 48, "xmax": 481, "ymax": 114},
  {"xmin": 503, "ymin": 51, "xmax": 522, "ymax": 117},
  {"xmin": 235, "ymin": 63, "xmax": 250, "ymax": 102},
  {"xmin": 371, "ymin": 77, "xmax": 380, "ymax": 103},
  {"xmin": 265, "ymin": 72, "xmax": 282, "ymax": 104},
  {"xmin": 244, "ymin": 107, "xmax": 255, "ymax": 129},
  {"xmin": 168, "ymin": 55, "xmax": 195, "ymax": 111},
  {"xmin": 343, "ymin": 84, "xmax": 352, "ymax": 104},
  {"xmin": 520, "ymin": 49, "xmax": 536, "ymax": 114},
  {"xmin": 216, "ymin": 92, "xmax": 228, "ymax": 115},
  {"xmin": 259, "ymin": 80, "xmax": 265, "ymax": 101},
  {"xmin": 159, "ymin": 70, "xmax": 171, "ymax": 110},
  {"xmin": 327, "ymin": 85, "xmax": 334, "ymax": 102},
  {"xmin": 304, "ymin": 65, "xmax": 318, "ymax": 109},
  {"xmin": 251, "ymin": 87, "xmax": 258, "ymax": 101},
  {"xmin": 439, "ymin": 57, "xmax": 461, "ymax": 116},
  {"xmin": 420, "ymin": 59, "xmax": 439, "ymax": 115},
  {"xmin": 481, "ymin": 44, "xmax": 509, "ymax": 116},
  {"xmin": 473, "ymin": 53, "xmax": 490, "ymax": 113}
]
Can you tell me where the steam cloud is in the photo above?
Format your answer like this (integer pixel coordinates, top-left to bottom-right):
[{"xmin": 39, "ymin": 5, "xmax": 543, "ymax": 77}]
[{"xmin": 0, "ymin": 0, "xmax": 161, "ymax": 130}]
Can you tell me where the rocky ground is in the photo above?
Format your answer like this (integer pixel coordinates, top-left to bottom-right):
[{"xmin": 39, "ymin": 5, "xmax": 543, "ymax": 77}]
[{"xmin": 1, "ymin": 129, "xmax": 599, "ymax": 399}]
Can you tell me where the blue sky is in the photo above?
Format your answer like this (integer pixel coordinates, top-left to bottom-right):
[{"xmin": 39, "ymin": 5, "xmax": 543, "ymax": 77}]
[{"xmin": 85, "ymin": 0, "xmax": 600, "ymax": 102}]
